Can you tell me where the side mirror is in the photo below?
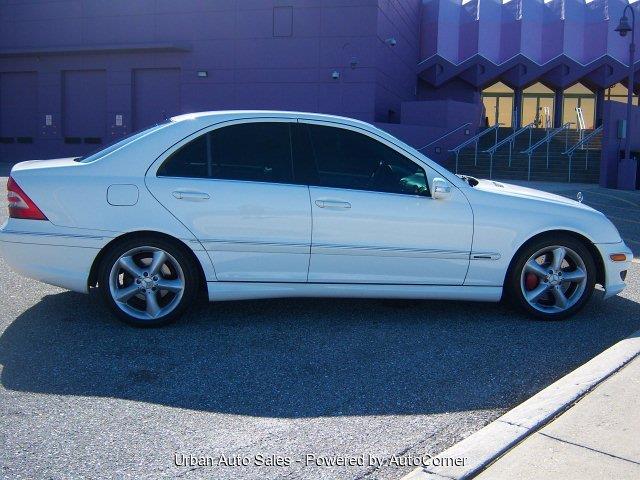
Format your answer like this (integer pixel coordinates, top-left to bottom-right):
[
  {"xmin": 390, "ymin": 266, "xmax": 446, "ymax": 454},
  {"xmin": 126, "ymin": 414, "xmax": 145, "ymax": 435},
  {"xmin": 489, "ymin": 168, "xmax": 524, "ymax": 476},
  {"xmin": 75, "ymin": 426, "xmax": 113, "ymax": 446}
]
[{"xmin": 432, "ymin": 177, "xmax": 451, "ymax": 200}]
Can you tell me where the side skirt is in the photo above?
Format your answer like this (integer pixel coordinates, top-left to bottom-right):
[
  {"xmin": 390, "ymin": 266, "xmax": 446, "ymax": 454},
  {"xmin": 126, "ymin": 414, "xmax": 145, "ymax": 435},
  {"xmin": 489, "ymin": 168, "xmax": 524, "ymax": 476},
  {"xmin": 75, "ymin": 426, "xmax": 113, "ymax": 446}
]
[{"xmin": 207, "ymin": 282, "xmax": 503, "ymax": 302}]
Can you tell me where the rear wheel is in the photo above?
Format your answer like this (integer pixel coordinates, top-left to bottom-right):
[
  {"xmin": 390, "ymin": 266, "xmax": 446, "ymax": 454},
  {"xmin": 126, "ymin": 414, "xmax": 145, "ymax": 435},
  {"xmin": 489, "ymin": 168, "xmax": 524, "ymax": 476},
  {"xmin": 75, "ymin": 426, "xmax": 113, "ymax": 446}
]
[
  {"xmin": 508, "ymin": 235, "xmax": 596, "ymax": 320},
  {"xmin": 98, "ymin": 236, "xmax": 199, "ymax": 327}
]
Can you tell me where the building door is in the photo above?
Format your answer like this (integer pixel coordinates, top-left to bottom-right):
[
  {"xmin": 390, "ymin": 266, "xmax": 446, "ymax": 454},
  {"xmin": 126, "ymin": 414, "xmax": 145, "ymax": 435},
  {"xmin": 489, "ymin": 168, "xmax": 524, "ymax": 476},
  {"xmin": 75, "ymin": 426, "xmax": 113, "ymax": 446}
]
[
  {"xmin": 63, "ymin": 70, "xmax": 107, "ymax": 145},
  {"xmin": 133, "ymin": 69, "xmax": 180, "ymax": 130},
  {"xmin": 521, "ymin": 83, "xmax": 554, "ymax": 128},
  {"xmin": 482, "ymin": 82, "xmax": 514, "ymax": 127},
  {"xmin": 562, "ymin": 83, "xmax": 596, "ymax": 129}
]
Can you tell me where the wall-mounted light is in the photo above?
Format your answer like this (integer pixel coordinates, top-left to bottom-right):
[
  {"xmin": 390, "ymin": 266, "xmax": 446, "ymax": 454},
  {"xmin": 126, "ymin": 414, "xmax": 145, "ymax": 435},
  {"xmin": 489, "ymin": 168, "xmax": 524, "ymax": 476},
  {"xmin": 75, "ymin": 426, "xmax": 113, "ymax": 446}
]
[
  {"xmin": 197, "ymin": 71, "xmax": 208, "ymax": 78},
  {"xmin": 332, "ymin": 70, "xmax": 340, "ymax": 80},
  {"xmin": 385, "ymin": 37, "xmax": 397, "ymax": 46}
]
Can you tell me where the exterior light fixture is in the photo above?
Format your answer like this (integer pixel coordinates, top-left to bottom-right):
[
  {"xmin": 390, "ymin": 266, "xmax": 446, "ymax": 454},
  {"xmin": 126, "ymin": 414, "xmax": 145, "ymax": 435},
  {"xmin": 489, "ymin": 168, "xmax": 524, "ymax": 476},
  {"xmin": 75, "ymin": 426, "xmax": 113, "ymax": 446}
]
[
  {"xmin": 331, "ymin": 70, "xmax": 340, "ymax": 80},
  {"xmin": 385, "ymin": 37, "xmax": 397, "ymax": 46},
  {"xmin": 615, "ymin": 15, "xmax": 632, "ymax": 37},
  {"xmin": 615, "ymin": 6, "xmax": 636, "ymax": 169},
  {"xmin": 197, "ymin": 71, "xmax": 208, "ymax": 78}
]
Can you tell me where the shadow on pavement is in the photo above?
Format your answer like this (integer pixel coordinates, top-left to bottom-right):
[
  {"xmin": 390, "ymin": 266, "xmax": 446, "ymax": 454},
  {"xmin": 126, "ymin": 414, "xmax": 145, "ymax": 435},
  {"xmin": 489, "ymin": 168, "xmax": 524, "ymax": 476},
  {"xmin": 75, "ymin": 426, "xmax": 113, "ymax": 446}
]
[{"xmin": 1, "ymin": 290, "xmax": 639, "ymax": 418}]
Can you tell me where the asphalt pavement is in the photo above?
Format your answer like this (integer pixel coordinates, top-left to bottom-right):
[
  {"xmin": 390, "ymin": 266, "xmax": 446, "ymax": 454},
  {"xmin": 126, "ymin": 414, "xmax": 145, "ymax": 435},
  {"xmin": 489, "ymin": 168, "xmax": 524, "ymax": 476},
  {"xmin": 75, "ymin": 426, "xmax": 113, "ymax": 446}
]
[{"xmin": 1, "ymin": 177, "xmax": 640, "ymax": 479}]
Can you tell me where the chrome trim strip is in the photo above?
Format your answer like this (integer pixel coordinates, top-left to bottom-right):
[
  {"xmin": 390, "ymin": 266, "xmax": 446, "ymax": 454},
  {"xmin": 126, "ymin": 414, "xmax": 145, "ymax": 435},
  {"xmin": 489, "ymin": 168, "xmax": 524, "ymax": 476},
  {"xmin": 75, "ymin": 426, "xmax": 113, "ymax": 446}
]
[
  {"xmin": 313, "ymin": 243, "xmax": 469, "ymax": 259},
  {"xmin": 471, "ymin": 251, "xmax": 501, "ymax": 260},
  {"xmin": 200, "ymin": 239, "xmax": 309, "ymax": 254},
  {"xmin": 1, "ymin": 230, "xmax": 107, "ymax": 240}
]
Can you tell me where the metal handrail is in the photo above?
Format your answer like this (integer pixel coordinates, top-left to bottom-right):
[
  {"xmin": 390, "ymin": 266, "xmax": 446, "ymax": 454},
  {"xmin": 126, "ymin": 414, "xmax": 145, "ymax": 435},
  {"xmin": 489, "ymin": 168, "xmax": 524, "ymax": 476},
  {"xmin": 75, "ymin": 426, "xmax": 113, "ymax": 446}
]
[
  {"xmin": 417, "ymin": 122, "xmax": 471, "ymax": 151},
  {"xmin": 449, "ymin": 123, "xmax": 502, "ymax": 154},
  {"xmin": 521, "ymin": 123, "xmax": 571, "ymax": 156},
  {"xmin": 447, "ymin": 123, "xmax": 503, "ymax": 174},
  {"xmin": 563, "ymin": 125, "xmax": 603, "ymax": 156},
  {"xmin": 520, "ymin": 122, "xmax": 572, "ymax": 181},
  {"xmin": 563, "ymin": 125, "xmax": 603, "ymax": 183},
  {"xmin": 479, "ymin": 122, "xmax": 535, "ymax": 178},
  {"xmin": 484, "ymin": 122, "xmax": 535, "ymax": 156}
]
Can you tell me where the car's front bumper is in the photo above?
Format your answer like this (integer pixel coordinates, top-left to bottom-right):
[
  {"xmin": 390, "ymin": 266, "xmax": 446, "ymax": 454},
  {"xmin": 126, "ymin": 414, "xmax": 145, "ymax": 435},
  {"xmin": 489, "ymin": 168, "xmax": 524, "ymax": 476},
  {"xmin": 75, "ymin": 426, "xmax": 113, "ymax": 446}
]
[{"xmin": 594, "ymin": 241, "xmax": 633, "ymax": 299}]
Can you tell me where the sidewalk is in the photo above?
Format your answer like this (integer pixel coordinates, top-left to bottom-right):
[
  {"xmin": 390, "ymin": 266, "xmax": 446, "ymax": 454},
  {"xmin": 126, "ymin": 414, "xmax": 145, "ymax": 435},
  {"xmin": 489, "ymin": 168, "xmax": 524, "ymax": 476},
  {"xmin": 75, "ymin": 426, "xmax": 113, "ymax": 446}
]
[{"xmin": 474, "ymin": 355, "xmax": 640, "ymax": 480}]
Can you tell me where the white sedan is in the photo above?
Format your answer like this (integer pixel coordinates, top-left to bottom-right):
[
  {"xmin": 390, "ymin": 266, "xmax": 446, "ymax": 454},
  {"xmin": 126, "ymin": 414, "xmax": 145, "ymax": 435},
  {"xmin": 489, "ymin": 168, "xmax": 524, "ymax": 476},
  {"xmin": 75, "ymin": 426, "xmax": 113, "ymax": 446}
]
[{"xmin": 0, "ymin": 111, "xmax": 632, "ymax": 326}]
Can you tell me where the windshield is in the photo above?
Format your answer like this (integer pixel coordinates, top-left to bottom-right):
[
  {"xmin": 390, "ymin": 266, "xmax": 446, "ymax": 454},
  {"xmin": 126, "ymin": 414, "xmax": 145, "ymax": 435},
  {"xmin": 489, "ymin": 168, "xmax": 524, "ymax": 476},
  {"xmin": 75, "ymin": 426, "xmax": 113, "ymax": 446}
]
[{"xmin": 76, "ymin": 121, "xmax": 173, "ymax": 163}]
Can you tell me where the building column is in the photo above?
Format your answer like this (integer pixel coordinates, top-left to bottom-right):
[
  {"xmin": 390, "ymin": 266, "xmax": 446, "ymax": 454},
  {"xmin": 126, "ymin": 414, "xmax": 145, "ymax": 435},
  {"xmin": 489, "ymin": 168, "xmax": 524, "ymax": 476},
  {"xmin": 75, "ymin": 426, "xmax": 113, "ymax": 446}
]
[
  {"xmin": 513, "ymin": 87, "xmax": 523, "ymax": 129},
  {"xmin": 554, "ymin": 89, "xmax": 564, "ymax": 128},
  {"xmin": 595, "ymin": 88, "xmax": 605, "ymax": 128}
]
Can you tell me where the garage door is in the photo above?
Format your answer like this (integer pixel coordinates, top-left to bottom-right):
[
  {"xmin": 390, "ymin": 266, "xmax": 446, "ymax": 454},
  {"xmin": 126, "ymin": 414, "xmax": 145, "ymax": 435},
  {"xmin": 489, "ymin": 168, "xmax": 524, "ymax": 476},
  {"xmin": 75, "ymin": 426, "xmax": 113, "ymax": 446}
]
[
  {"xmin": 0, "ymin": 71, "xmax": 37, "ymax": 143},
  {"xmin": 63, "ymin": 70, "xmax": 107, "ymax": 145},
  {"xmin": 133, "ymin": 68, "xmax": 180, "ymax": 130}
]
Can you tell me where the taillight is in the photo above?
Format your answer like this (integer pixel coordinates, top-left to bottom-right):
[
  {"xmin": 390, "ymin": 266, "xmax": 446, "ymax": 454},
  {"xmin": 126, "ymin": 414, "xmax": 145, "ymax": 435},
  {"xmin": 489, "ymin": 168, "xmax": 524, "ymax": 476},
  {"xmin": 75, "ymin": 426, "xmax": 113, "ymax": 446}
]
[{"xmin": 7, "ymin": 176, "xmax": 47, "ymax": 220}]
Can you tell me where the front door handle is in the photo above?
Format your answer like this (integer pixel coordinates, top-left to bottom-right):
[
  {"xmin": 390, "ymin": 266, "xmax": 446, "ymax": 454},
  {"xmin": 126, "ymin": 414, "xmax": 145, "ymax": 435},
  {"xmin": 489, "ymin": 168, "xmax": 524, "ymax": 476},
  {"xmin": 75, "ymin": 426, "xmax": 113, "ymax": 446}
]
[
  {"xmin": 315, "ymin": 200, "xmax": 351, "ymax": 209},
  {"xmin": 172, "ymin": 190, "xmax": 210, "ymax": 201}
]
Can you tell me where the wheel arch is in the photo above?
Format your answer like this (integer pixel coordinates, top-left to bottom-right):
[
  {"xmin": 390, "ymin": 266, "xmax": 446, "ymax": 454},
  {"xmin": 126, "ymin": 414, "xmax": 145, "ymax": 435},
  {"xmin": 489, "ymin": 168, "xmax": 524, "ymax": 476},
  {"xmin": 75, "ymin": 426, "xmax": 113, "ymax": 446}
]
[
  {"xmin": 88, "ymin": 230, "xmax": 208, "ymax": 293},
  {"xmin": 505, "ymin": 229, "xmax": 605, "ymax": 288}
]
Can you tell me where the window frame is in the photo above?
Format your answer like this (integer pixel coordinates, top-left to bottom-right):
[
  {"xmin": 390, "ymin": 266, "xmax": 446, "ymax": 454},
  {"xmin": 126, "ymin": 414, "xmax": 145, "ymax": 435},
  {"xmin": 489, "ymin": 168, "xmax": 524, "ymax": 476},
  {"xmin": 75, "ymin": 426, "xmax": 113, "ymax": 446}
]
[
  {"xmin": 295, "ymin": 119, "xmax": 432, "ymax": 198},
  {"xmin": 154, "ymin": 117, "xmax": 299, "ymax": 187}
]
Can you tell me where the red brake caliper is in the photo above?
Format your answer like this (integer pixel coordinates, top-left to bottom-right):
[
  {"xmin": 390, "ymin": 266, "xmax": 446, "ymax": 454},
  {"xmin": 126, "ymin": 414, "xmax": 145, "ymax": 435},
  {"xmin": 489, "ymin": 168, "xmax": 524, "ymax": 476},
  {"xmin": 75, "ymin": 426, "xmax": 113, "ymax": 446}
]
[{"xmin": 525, "ymin": 272, "xmax": 540, "ymax": 291}]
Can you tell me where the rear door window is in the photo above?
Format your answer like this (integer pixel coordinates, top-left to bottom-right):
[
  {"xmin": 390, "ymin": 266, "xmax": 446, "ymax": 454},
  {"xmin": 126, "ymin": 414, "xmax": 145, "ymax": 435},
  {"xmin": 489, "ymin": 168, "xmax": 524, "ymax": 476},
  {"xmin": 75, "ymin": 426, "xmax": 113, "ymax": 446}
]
[{"xmin": 157, "ymin": 122, "xmax": 294, "ymax": 184}]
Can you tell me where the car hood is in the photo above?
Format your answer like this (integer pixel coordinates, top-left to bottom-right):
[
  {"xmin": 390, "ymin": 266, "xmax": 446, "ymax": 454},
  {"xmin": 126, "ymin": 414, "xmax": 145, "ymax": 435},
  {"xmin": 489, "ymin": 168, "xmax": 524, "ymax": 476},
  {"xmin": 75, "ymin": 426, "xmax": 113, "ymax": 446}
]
[{"xmin": 472, "ymin": 179, "xmax": 596, "ymax": 212}]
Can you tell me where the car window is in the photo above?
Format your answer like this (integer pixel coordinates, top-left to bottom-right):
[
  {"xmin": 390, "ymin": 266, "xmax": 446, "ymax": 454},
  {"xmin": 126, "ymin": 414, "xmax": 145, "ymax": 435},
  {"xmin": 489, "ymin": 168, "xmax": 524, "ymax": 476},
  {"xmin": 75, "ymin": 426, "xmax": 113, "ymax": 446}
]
[
  {"xmin": 157, "ymin": 132, "xmax": 209, "ymax": 178},
  {"xmin": 78, "ymin": 121, "xmax": 172, "ymax": 163},
  {"xmin": 157, "ymin": 122, "xmax": 294, "ymax": 183},
  {"xmin": 302, "ymin": 124, "xmax": 428, "ymax": 196},
  {"xmin": 211, "ymin": 122, "xmax": 293, "ymax": 183}
]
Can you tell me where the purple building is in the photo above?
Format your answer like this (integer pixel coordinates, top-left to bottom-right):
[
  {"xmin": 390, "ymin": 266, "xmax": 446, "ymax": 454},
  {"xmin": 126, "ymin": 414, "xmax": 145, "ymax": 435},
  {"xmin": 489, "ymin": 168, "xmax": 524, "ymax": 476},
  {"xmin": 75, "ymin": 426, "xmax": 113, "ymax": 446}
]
[{"xmin": 1, "ymin": 0, "xmax": 639, "ymax": 186}]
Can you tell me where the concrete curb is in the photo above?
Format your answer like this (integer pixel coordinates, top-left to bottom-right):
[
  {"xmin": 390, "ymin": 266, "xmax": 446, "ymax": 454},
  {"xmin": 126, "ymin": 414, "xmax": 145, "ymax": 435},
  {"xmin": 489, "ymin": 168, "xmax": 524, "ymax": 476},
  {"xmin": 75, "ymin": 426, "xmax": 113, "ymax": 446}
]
[{"xmin": 401, "ymin": 329, "xmax": 640, "ymax": 480}]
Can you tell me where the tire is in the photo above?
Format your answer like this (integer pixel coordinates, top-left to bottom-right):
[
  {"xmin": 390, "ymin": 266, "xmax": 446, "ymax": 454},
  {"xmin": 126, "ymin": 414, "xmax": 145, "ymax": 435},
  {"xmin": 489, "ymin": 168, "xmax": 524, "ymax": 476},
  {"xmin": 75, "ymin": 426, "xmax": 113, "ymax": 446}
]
[
  {"xmin": 506, "ymin": 234, "xmax": 596, "ymax": 320},
  {"xmin": 98, "ymin": 235, "xmax": 200, "ymax": 327}
]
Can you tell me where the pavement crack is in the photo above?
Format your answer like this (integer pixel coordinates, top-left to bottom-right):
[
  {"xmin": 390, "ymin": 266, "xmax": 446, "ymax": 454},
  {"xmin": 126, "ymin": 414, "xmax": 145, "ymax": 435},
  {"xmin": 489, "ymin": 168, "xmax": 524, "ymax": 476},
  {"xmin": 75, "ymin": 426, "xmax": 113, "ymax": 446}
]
[{"xmin": 538, "ymin": 432, "xmax": 640, "ymax": 466}]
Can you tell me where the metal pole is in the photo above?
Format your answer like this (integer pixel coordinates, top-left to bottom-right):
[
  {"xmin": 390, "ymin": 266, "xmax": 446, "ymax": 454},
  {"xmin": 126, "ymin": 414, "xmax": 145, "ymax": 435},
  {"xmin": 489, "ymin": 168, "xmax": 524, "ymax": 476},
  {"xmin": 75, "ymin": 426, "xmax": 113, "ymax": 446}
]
[
  {"xmin": 489, "ymin": 153, "xmax": 494, "ymax": 179},
  {"xmin": 508, "ymin": 140, "xmax": 513, "ymax": 167},
  {"xmin": 528, "ymin": 153, "xmax": 532, "ymax": 180},
  {"xmin": 546, "ymin": 137, "xmax": 550, "ymax": 168},
  {"xmin": 624, "ymin": 7, "xmax": 636, "ymax": 164},
  {"xmin": 528, "ymin": 127, "xmax": 532, "ymax": 150},
  {"xmin": 474, "ymin": 139, "xmax": 478, "ymax": 166},
  {"xmin": 568, "ymin": 153, "xmax": 573, "ymax": 183},
  {"xmin": 455, "ymin": 151, "xmax": 460, "ymax": 174},
  {"xmin": 586, "ymin": 141, "xmax": 589, "ymax": 170}
]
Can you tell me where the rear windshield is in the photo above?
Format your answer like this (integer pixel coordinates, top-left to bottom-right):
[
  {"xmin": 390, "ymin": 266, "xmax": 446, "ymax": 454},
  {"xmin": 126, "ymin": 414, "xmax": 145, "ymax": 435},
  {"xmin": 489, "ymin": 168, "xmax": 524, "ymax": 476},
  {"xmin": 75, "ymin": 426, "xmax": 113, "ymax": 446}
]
[{"xmin": 76, "ymin": 121, "xmax": 172, "ymax": 163}]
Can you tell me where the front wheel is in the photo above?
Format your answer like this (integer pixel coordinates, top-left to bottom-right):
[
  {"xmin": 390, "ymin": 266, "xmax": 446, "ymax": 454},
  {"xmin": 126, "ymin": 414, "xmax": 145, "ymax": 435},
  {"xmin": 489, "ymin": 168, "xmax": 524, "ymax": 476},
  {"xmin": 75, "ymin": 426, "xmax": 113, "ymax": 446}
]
[
  {"xmin": 507, "ymin": 235, "xmax": 596, "ymax": 320},
  {"xmin": 98, "ymin": 236, "xmax": 199, "ymax": 327}
]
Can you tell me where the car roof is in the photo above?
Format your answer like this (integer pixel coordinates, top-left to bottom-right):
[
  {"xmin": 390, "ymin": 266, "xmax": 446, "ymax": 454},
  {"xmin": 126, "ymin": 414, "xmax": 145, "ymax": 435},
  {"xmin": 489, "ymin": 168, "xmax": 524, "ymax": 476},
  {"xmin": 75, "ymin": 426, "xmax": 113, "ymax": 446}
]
[{"xmin": 170, "ymin": 110, "xmax": 374, "ymax": 130}]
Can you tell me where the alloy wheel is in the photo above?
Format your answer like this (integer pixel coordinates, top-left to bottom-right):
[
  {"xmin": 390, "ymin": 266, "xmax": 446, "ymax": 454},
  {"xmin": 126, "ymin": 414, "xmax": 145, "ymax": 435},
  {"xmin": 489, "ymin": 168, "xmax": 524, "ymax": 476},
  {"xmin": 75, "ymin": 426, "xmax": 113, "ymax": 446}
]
[
  {"xmin": 520, "ymin": 245, "xmax": 588, "ymax": 314},
  {"xmin": 108, "ymin": 246, "xmax": 185, "ymax": 321}
]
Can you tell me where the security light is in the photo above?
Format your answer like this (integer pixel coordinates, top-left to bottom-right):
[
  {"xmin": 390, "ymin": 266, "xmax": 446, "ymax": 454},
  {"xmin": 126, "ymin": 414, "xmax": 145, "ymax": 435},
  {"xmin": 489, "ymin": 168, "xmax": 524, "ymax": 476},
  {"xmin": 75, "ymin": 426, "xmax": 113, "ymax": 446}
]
[{"xmin": 616, "ymin": 16, "xmax": 632, "ymax": 37}]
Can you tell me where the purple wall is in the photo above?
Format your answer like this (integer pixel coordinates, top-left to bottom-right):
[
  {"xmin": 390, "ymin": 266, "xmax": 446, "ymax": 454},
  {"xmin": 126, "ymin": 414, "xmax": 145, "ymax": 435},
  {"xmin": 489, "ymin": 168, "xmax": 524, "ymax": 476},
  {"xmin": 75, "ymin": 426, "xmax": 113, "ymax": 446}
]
[
  {"xmin": 600, "ymin": 101, "xmax": 640, "ymax": 189},
  {"xmin": 1, "ymin": 0, "xmax": 639, "ymax": 171},
  {"xmin": 0, "ymin": 0, "xmax": 404, "ymax": 162}
]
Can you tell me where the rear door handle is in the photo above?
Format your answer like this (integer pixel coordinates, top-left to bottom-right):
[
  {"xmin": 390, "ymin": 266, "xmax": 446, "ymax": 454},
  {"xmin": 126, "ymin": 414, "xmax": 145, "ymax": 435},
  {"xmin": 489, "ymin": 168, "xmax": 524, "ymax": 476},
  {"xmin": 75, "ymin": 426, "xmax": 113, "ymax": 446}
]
[
  {"xmin": 315, "ymin": 200, "xmax": 351, "ymax": 209},
  {"xmin": 172, "ymin": 190, "xmax": 210, "ymax": 201}
]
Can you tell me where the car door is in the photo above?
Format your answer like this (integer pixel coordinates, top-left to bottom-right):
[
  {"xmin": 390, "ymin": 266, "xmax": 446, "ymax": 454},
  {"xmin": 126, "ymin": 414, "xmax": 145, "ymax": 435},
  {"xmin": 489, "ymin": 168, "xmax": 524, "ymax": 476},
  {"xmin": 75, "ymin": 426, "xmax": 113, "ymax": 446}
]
[
  {"xmin": 294, "ymin": 120, "xmax": 473, "ymax": 285},
  {"xmin": 146, "ymin": 119, "xmax": 311, "ymax": 282}
]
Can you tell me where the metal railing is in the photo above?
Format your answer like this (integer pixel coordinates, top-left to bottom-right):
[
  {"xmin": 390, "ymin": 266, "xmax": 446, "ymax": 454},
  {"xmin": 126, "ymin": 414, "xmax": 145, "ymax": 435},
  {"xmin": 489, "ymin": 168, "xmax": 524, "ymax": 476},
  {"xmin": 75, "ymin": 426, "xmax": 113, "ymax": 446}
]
[
  {"xmin": 449, "ymin": 123, "xmax": 503, "ymax": 174},
  {"xmin": 563, "ymin": 125, "xmax": 603, "ymax": 183},
  {"xmin": 520, "ymin": 122, "xmax": 572, "ymax": 180},
  {"xmin": 417, "ymin": 122, "xmax": 471, "ymax": 152},
  {"xmin": 483, "ymin": 122, "xmax": 535, "ymax": 178}
]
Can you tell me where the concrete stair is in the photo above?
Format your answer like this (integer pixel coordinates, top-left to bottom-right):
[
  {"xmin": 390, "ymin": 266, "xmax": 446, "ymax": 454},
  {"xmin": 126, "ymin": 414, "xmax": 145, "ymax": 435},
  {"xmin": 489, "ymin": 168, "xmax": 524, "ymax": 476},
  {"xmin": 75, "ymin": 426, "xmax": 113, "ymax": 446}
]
[{"xmin": 442, "ymin": 128, "xmax": 601, "ymax": 184}]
